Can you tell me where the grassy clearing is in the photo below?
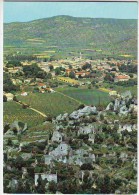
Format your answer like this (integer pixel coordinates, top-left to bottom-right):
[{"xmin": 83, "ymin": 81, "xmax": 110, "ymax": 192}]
[
  {"xmin": 17, "ymin": 92, "xmax": 79, "ymax": 117},
  {"xmin": 4, "ymin": 102, "xmax": 44, "ymax": 127},
  {"xmin": 56, "ymin": 87, "xmax": 111, "ymax": 106}
]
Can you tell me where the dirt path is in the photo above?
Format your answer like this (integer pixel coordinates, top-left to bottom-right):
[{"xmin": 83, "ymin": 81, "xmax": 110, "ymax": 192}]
[
  {"xmin": 29, "ymin": 107, "xmax": 47, "ymax": 117},
  {"xmin": 15, "ymin": 101, "xmax": 47, "ymax": 118},
  {"xmin": 56, "ymin": 91, "xmax": 84, "ymax": 105}
]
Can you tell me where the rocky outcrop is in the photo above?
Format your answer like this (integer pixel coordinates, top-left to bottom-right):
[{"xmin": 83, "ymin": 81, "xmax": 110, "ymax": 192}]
[
  {"xmin": 10, "ymin": 121, "xmax": 28, "ymax": 134},
  {"xmin": 69, "ymin": 106, "xmax": 97, "ymax": 119}
]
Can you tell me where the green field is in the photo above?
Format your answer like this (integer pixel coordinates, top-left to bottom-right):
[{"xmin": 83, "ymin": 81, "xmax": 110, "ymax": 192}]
[
  {"xmin": 103, "ymin": 83, "xmax": 137, "ymax": 96},
  {"xmin": 4, "ymin": 102, "xmax": 45, "ymax": 127},
  {"xmin": 56, "ymin": 87, "xmax": 111, "ymax": 106},
  {"xmin": 17, "ymin": 92, "xmax": 80, "ymax": 117}
]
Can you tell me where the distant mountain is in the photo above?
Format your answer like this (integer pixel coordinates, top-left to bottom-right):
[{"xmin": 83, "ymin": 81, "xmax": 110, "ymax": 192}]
[{"xmin": 4, "ymin": 15, "xmax": 137, "ymax": 58}]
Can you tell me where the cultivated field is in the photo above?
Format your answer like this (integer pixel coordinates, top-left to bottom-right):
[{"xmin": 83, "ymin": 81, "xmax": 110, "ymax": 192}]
[
  {"xmin": 57, "ymin": 77, "xmax": 80, "ymax": 85},
  {"xmin": 56, "ymin": 87, "xmax": 111, "ymax": 106},
  {"xmin": 17, "ymin": 92, "xmax": 80, "ymax": 117},
  {"xmin": 4, "ymin": 102, "xmax": 45, "ymax": 127}
]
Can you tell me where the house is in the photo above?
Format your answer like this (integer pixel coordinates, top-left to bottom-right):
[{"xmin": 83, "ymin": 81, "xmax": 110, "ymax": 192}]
[
  {"xmin": 45, "ymin": 88, "xmax": 55, "ymax": 93},
  {"xmin": 4, "ymin": 93, "xmax": 14, "ymax": 101},
  {"xmin": 68, "ymin": 150, "xmax": 95, "ymax": 166},
  {"xmin": 78, "ymin": 125, "xmax": 95, "ymax": 136},
  {"xmin": 35, "ymin": 172, "xmax": 57, "ymax": 186},
  {"xmin": 120, "ymin": 152, "xmax": 128, "ymax": 162},
  {"xmin": 109, "ymin": 91, "xmax": 118, "ymax": 96},
  {"xmin": 118, "ymin": 124, "xmax": 133, "ymax": 133},
  {"xmin": 75, "ymin": 72, "xmax": 86, "ymax": 78},
  {"xmin": 49, "ymin": 142, "xmax": 71, "ymax": 157},
  {"xmin": 44, "ymin": 155, "xmax": 54, "ymax": 165},
  {"xmin": 8, "ymin": 178, "xmax": 18, "ymax": 191},
  {"xmin": 21, "ymin": 92, "xmax": 28, "ymax": 96},
  {"xmin": 24, "ymin": 79, "xmax": 32, "ymax": 84},
  {"xmin": 51, "ymin": 131, "xmax": 63, "ymax": 143},
  {"xmin": 88, "ymin": 133, "xmax": 95, "ymax": 143},
  {"xmin": 65, "ymin": 69, "xmax": 75, "ymax": 75},
  {"xmin": 38, "ymin": 83, "xmax": 46, "ymax": 89},
  {"xmin": 39, "ymin": 89, "xmax": 45, "ymax": 93},
  {"xmin": 114, "ymin": 75, "xmax": 130, "ymax": 82}
]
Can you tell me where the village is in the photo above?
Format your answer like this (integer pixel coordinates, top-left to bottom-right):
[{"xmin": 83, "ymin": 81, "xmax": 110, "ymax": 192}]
[
  {"xmin": 3, "ymin": 53, "xmax": 137, "ymax": 194},
  {"xmin": 3, "ymin": 54, "xmax": 137, "ymax": 102},
  {"xmin": 3, "ymin": 88, "xmax": 137, "ymax": 193}
]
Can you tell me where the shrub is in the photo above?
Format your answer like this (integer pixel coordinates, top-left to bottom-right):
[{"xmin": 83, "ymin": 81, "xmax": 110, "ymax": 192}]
[
  {"xmin": 77, "ymin": 104, "xmax": 85, "ymax": 110},
  {"xmin": 3, "ymin": 95, "xmax": 7, "ymax": 102}
]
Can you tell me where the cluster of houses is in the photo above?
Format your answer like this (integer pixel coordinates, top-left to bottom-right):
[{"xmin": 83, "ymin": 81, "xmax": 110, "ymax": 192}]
[{"xmin": 37, "ymin": 83, "xmax": 55, "ymax": 93}]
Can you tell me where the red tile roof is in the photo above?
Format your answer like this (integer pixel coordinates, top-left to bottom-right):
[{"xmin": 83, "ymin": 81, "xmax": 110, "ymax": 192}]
[
  {"xmin": 116, "ymin": 75, "xmax": 129, "ymax": 79},
  {"xmin": 38, "ymin": 83, "xmax": 46, "ymax": 86}
]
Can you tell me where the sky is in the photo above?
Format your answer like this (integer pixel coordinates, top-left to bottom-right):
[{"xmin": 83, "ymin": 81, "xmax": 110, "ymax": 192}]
[{"xmin": 4, "ymin": 2, "xmax": 138, "ymax": 23}]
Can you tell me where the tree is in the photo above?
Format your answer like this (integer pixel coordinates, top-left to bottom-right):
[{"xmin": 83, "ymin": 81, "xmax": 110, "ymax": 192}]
[
  {"xmin": 3, "ymin": 73, "xmax": 19, "ymax": 92},
  {"xmin": 13, "ymin": 96, "xmax": 18, "ymax": 102},
  {"xmin": 49, "ymin": 65, "xmax": 54, "ymax": 71},
  {"xmin": 48, "ymin": 181, "xmax": 57, "ymax": 193},
  {"xmin": 47, "ymin": 72, "xmax": 52, "ymax": 79},
  {"xmin": 23, "ymin": 63, "xmax": 47, "ymax": 78},
  {"xmin": 7, "ymin": 138, "xmax": 13, "ymax": 146},
  {"xmin": 3, "ymin": 95, "xmax": 7, "ymax": 102},
  {"xmin": 55, "ymin": 67, "xmax": 61, "ymax": 75},
  {"xmin": 69, "ymin": 65, "xmax": 72, "ymax": 69},
  {"xmin": 104, "ymin": 73, "xmax": 115, "ymax": 82},
  {"xmin": 82, "ymin": 62, "xmax": 91, "ymax": 70},
  {"xmin": 69, "ymin": 71, "xmax": 75, "ymax": 79},
  {"xmin": 6, "ymin": 60, "xmax": 22, "ymax": 68}
]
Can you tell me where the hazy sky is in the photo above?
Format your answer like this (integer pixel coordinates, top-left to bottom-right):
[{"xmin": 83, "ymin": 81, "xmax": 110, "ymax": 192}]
[{"xmin": 4, "ymin": 2, "xmax": 138, "ymax": 23}]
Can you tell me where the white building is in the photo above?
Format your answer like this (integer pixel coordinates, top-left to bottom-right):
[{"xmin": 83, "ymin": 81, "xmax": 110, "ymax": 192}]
[
  {"xmin": 51, "ymin": 131, "xmax": 63, "ymax": 143},
  {"xmin": 44, "ymin": 155, "xmax": 54, "ymax": 165},
  {"xmin": 4, "ymin": 93, "xmax": 14, "ymax": 101},
  {"xmin": 78, "ymin": 125, "xmax": 95, "ymax": 136},
  {"xmin": 49, "ymin": 142, "xmax": 71, "ymax": 157},
  {"xmin": 35, "ymin": 172, "xmax": 57, "ymax": 186}
]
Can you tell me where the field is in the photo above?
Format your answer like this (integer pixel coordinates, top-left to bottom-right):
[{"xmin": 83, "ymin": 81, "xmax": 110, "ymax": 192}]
[
  {"xmin": 102, "ymin": 83, "xmax": 137, "ymax": 96},
  {"xmin": 17, "ymin": 92, "xmax": 80, "ymax": 117},
  {"xmin": 57, "ymin": 77, "xmax": 80, "ymax": 85},
  {"xmin": 56, "ymin": 87, "xmax": 111, "ymax": 106},
  {"xmin": 4, "ymin": 102, "xmax": 45, "ymax": 127}
]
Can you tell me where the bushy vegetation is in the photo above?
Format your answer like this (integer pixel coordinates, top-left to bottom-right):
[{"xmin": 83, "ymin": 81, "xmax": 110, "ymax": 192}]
[
  {"xmin": 4, "ymin": 16, "xmax": 137, "ymax": 58},
  {"xmin": 3, "ymin": 73, "xmax": 19, "ymax": 92}
]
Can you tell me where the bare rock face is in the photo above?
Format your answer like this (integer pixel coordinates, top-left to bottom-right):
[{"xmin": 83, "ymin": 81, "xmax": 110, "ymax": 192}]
[
  {"xmin": 119, "ymin": 105, "xmax": 128, "ymax": 116},
  {"xmin": 56, "ymin": 113, "xmax": 69, "ymax": 122},
  {"xmin": 69, "ymin": 106, "xmax": 97, "ymax": 119}
]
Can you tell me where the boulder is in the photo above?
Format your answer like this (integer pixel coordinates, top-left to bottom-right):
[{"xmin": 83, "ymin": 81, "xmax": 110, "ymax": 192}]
[{"xmin": 69, "ymin": 106, "xmax": 97, "ymax": 119}]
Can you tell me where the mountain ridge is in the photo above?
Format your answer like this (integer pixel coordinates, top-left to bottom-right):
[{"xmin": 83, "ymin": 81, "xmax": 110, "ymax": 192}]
[{"xmin": 4, "ymin": 15, "xmax": 137, "ymax": 58}]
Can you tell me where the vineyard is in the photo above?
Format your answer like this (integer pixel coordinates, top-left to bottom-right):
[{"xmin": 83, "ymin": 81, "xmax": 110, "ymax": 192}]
[
  {"xmin": 17, "ymin": 92, "xmax": 80, "ymax": 117},
  {"xmin": 4, "ymin": 102, "xmax": 45, "ymax": 127},
  {"xmin": 56, "ymin": 87, "xmax": 111, "ymax": 106}
]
